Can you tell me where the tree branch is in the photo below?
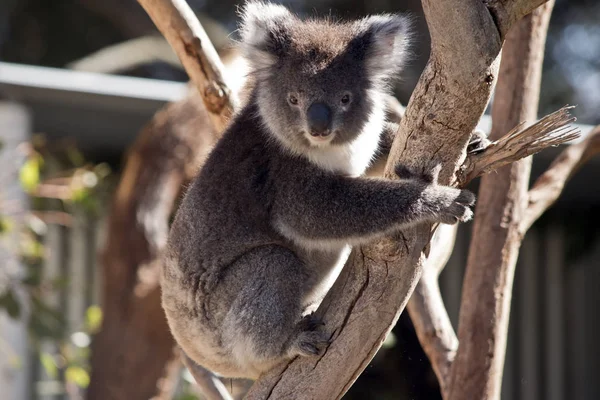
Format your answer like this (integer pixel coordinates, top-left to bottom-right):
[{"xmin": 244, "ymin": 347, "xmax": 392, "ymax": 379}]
[
  {"xmin": 457, "ymin": 106, "xmax": 580, "ymax": 185},
  {"xmin": 406, "ymin": 224, "xmax": 458, "ymax": 399},
  {"xmin": 448, "ymin": 3, "xmax": 555, "ymax": 400},
  {"xmin": 136, "ymin": 0, "xmax": 238, "ymax": 132},
  {"xmin": 486, "ymin": 0, "xmax": 552, "ymax": 39},
  {"xmin": 180, "ymin": 350, "xmax": 234, "ymax": 400},
  {"xmin": 520, "ymin": 125, "xmax": 600, "ymax": 232},
  {"xmin": 406, "ymin": 107, "xmax": 580, "ymax": 399}
]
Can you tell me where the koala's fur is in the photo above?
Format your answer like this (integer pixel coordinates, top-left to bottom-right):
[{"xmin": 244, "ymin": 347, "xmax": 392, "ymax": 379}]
[{"xmin": 161, "ymin": 1, "xmax": 476, "ymax": 380}]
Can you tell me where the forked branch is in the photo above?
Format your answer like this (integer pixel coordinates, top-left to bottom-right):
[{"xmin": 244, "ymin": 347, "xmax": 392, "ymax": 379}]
[{"xmin": 485, "ymin": 0, "xmax": 552, "ymax": 38}]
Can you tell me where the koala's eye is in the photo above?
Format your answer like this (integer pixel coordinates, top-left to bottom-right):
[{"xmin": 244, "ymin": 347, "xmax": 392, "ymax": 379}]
[
  {"xmin": 340, "ymin": 93, "xmax": 352, "ymax": 105},
  {"xmin": 288, "ymin": 94, "xmax": 299, "ymax": 106}
]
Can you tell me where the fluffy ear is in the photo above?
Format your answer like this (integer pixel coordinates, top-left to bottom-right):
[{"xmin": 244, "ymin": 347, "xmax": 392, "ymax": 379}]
[
  {"xmin": 358, "ymin": 15, "xmax": 412, "ymax": 81},
  {"xmin": 238, "ymin": 1, "xmax": 294, "ymax": 72}
]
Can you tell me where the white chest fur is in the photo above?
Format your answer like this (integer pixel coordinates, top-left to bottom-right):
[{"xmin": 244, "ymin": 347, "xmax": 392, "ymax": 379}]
[{"xmin": 304, "ymin": 105, "xmax": 385, "ymax": 177}]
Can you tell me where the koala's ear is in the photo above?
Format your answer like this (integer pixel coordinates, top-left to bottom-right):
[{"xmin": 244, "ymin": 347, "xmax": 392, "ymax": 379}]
[
  {"xmin": 358, "ymin": 15, "xmax": 412, "ymax": 81},
  {"xmin": 238, "ymin": 1, "xmax": 294, "ymax": 72}
]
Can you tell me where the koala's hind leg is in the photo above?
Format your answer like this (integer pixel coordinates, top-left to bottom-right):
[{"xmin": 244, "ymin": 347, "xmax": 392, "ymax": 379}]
[{"xmin": 220, "ymin": 246, "xmax": 329, "ymax": 376}]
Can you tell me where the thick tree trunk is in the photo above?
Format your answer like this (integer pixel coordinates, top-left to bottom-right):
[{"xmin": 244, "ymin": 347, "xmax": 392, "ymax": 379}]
[
  {"xmin": 88, "ymin": 91, "xmax": 220, "ymax": 400},
  {"xmin": 448, "ymin": 3, "xmax": 555, "ymax": 400}
]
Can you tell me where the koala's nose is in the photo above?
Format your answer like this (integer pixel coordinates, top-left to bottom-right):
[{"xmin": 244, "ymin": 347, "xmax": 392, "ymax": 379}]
[{"xmin": 307, "ymin": 102, "xmax": 332, "ymax": 136}]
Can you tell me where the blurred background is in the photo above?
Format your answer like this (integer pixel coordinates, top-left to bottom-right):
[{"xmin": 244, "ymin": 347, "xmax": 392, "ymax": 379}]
[{"xmin": 0, "ymin": 0, "xmax": 599, "ymax": 399}]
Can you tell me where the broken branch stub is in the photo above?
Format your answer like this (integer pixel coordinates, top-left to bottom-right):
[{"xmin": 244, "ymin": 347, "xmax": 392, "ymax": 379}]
[{"xmin": 458, "ymin": 106, "xmax": 581, "ymax": 186}]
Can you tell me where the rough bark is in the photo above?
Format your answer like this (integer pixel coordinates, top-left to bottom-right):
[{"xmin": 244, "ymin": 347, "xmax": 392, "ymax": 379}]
[
  {"xmin": 406, "ymin": 224, "xmax": 458, "ymax": 399},
  {"xmin": 448, "ymin": 3, "xmax": 555, "ymax": 400},
  {"xmin": 87, "ymin": 91, "xmax": 220, "ymax": 400},
  {"xmin": 246, "ymin": 0, "xmax": 555, "ymax": 398},
  {"xmin": 405, "ymin": 107, "xmax": 578, "ymax": 399}
]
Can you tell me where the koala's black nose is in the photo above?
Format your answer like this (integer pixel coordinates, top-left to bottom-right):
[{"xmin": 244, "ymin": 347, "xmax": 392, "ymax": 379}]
[{"xmin": 307, "ymin": 102, "xmax": 332, "ymax": 136}]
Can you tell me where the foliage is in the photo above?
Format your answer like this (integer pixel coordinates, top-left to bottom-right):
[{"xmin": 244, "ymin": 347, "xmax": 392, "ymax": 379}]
[{"xmin": 0, "ymin": 134, "xmax": 112, "ymax": 391}]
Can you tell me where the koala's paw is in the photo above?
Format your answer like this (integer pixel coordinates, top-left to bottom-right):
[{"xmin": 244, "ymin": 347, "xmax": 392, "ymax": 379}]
[
  {"xmin": 395, "ymin": 162, "xmax": 441, "ymax": 184},
  {"xmin": 291, "ymin": 315, "xmax": 329, "ymax": 357},
  {"xmin": 294, "ymin": 330, "xmax": 330, "ymax": 356},
  {"xmin": 298, "ymin": 313, "xmax": 326, "ymax": 331},
  {"xmin": 436, "ymin": 187, "xmax": 476, "ymax": 225},
  {"xmin": 468, "ymin": 129, "xmax": 491, "ymax": 155}
]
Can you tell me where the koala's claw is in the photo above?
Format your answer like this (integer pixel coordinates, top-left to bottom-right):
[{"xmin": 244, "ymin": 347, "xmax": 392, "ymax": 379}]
[
  {"xmin": 298, "ymin": 314, "xmax": 326, "ymax": 331},
  {"xmin": 295, "ymin": 331, "xmax": 330, "ymax": 357},
  {"xmin": 468, "ymin": 130, "xmax": 491, "ymax": 155},
  {"xmin": 438, "ymin": 189, "xmax": 476, "ymax": 225},
  {"xmin": 456, "ymin": 188, "xmax": 476, "ymax": 206}
]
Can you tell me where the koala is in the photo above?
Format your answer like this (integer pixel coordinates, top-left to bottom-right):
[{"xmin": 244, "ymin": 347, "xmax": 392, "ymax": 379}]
[{"xmin": 161, "ymin": 1, "xmax": 477, "ymax": 380}]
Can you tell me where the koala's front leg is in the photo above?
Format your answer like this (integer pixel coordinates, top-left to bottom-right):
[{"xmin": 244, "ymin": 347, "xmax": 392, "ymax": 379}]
[{"xmin": 274, "ymin": 168, "xmax": 475, "ymax": 245}]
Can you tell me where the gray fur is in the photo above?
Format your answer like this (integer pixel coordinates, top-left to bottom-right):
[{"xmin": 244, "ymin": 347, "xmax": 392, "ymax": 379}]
[{"xmin": 161, "ymin": 1, "xmax": 475, "ymax": 380}]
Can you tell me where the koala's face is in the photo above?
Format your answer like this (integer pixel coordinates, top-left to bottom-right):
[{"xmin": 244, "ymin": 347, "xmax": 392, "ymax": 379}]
[
  {"xmin": 239, "ymin": 2, "xmax": 411, "ymax": 151},
  {"xmin": 258, "ymin": 46, "xmax": 374, "ymax": 148}
]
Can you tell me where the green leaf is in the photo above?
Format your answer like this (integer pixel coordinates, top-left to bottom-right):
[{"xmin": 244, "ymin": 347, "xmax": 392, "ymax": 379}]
[
  {"xmin": 0, "ymin": 216, "xmax": 13, "ymax": 235},
  {"xmin": 40, "ymin": 352, "xmax": 58, "ymax": 378},
  {"xmin": 21, "ymin": 264, "xmax": 43, "ymax": 287},
  {"xmin": 65, "ymin": 146, "xmax": 85, "ymax": 167},
  {"xmin": 65, "ymin": 365, "xmax": 90, "ymax": 388},
  {"xmin": 0, "ymin": 289, "xmax": 21, "ymax": 319},
  {"xmin": 29, "ymin": 296, "xmax": 66, "ymax": 340},
  {"xmin": 21, "ymin": 237, "xmax": 44, "ymax": 260},
  {"xmin": 93, "ymin": 163, "xmax": 111, "ymax": 179},
  {"xmin": 85, "ymin": 305, "xmax": 102, "ymax": 333},
  {"xmin": 19, "ymin": 155, "xmax": 42, "ymax": 192},
  {"xmin": 175, "ymin": 394, "xmax": 200, "ymax": 400}
]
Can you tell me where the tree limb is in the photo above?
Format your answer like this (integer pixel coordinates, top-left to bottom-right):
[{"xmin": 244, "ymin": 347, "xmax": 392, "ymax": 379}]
[
  {"xmin": 448, "ymin": 3, "xmax": 555, "ymax": 400},
  {"xmin": 136, "ymin": 0, "xmax": 238, "ymax": 132},
  {"xmin": 485, "ymin": 0, "xmax": 551, "ymax": 39},
  {"xmin": 520, "ymin": 125, "xmax": 600, "ymax": 232},
  {"xmin": 457, "ymin": 106, "xmax": 580, "ymax": 185},
  {"xmin": 90, "ymin": 1, "xmax": 237, "ymax": 397},
  {"xmin": 406, "ymin": 224, "xmax": 458, "ymax": 399},
  {"xmin": 406, "ymin": 106, "xmax": 581, "ymax": 398}
]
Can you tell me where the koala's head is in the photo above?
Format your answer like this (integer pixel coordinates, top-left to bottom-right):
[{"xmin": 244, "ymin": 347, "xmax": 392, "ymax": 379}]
[{"xmin": 239, "ymin": 1, "xmax": 411, "ymax": 152}]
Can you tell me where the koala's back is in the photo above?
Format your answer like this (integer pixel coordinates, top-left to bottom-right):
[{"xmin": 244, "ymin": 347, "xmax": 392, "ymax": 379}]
[
  {"xmin": 162, "ymin": 102, "xmax": 333, "ymax": 377},
  {"xmin": 163, "ymin": 102, "xmax": 278, "ymax": 299}
]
